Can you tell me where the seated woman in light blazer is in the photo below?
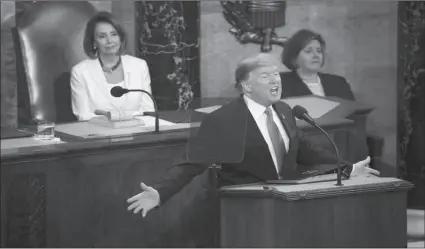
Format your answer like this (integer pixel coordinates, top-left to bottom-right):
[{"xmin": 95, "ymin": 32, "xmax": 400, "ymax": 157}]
[
  {"xmin": 71, "ymin": 11, "xmax": 154, "ymax": 121},
  {"xmin": 280, "ymin": 29, "xmax": 355, "ymax": 101}
]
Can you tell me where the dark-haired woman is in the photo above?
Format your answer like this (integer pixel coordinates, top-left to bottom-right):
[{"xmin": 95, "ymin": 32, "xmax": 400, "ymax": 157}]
[
  {"xmin": 280, "ymin": 29, "xmax": 355, "ymax": 101},
  {"xmin": 71, "ymin": 11, "xmax": 154, "ymax": 121}
]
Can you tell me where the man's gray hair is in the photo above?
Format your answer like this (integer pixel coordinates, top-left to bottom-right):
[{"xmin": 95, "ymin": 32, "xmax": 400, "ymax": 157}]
[{"xmin": 234, "ymin": 53, "xmax": 277, "ymax": 89}]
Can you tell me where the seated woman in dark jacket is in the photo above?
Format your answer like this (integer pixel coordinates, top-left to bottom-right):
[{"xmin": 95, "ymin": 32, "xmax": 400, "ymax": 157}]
[
  {"xmin": 280, "ymin": 29, "xmax": 388, "ymax": 170},
  {"xmin": 280, "ymin": 29, "xmax": 355, "ymax": 101}
]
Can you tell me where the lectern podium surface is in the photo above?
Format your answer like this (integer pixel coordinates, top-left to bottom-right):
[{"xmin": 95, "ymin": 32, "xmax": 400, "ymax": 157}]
[{"xmin": 219, "ymin": 176, "xmax": 413, "ymax": 248}]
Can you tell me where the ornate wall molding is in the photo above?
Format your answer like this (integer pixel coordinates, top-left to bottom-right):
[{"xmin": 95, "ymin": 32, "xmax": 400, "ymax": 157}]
[{"xmin": 220, "ymin": 1, "xmax": 288, "ymax": 52}]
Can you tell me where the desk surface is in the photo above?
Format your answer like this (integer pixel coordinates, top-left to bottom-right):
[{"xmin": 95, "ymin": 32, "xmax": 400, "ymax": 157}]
[
  {"xmin": 1, "ymin": 125, "xmax": 194, "ymax": 161},
  {"xmin": 220, "ymin": 176, "xmax": 413, "ymax": 200}
]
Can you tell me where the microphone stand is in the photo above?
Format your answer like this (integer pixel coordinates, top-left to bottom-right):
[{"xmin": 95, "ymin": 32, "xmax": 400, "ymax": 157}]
[
  {"xmin": 127, "ymin": 89, "xmax": 159, "ymax": 132},
  {"xmin": 311, "ymin": 123, "xmax": 343, "ymax": 186}
]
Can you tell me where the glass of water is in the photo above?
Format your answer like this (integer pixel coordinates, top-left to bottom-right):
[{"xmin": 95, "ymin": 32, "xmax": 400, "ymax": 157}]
[{"xmin": 34, "ymin": 121, "xmax": 55, "ymax": 140}]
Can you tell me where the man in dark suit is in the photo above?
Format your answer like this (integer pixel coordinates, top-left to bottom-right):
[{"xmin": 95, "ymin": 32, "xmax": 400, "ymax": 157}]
[{"xmin": 127, "ymin": 53, "xmax": 378, "ymax": 217}]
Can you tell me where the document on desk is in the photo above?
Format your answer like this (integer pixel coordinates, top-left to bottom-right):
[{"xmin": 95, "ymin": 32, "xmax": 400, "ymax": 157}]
[
  {"xmin": 1, "ymin": 137, "xmax": 64, "ymax": 150},
  {"xmin": 195, "ymin": 105, "xmax": 222, "ymax": 114},
  {"xmin": 281, "ymin": 96, "xmax": 339, "ymax": 118},
  {"xmin": 55, "ymin": 116, "xmax": 192, "ymax": 139},
  {"xmin": 221, "ymin": 176, "xmax": 394, "ymax": 193}
]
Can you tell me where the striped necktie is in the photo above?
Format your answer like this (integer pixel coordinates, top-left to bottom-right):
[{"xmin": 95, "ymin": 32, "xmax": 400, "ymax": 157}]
[{"xmin": 264, "ymin": 107, "xmax": 286, "ymax": 172}]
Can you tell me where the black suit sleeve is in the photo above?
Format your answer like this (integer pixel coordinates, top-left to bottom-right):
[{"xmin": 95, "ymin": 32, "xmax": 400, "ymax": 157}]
[
  {"xmin": 296, "ymin": 128, "xmax": 354, "ymax": 176},
  {"xmin": 151, "ymin": 114, "xmax": 222, "ymax": 204},
  {"xmin": 287, "ymin": 98, "xmax": 353, "ymax": 163},
  {"xmin": 296, "ymin": 129, "xmax": 345, "ymax": 164}
]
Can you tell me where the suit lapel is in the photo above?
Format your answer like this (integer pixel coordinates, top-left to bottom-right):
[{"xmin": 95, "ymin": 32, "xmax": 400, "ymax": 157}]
[
  {"xmin": 90, "ymin": 56, "xmax": 131, "ymax": 110},
  {"xmin": 215, "ymin": 96, "xmax": 249, "ymax": 164},
  {"xmin": 292, "ymin": 71, "xmax": 313, "ymax": 95},
  {"xmin": 272, "ymin": 102, "xmax": 299, "ymax": 175},
  {"xmin": 318, "ymin": 73, "xmax": 332, "ymax": 97},
  {"xmin": 245, "ymin": 108, "xmax": 269, "ymax": 148},
  {"xmin": 89, "ymin": 58, "xmax": 113, "ymax": 104},
  {"xmin": 238, "ymin": 96, "xmax": 275, "ymax": 153},
  {"xmin": 121, "ymin": 55, "xmax": 131, "ymax": 89},
  {"xmin": 239, "ymin": 97, "xmax": 279, "ymax": 179},
  {"xmin": 273, "ymin": 102, "xmax": 296, "ymax": 143},
  {"xmin": 230, "ymin": 96, "xmax": 268, "ymax": 149}
]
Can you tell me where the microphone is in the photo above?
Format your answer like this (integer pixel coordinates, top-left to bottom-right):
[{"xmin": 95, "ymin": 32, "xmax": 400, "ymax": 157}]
[
  {"xmin": 110, "ymin": 86, "xmax": 130, "ymax": 97},
  {"xmin": 292, "ymin": 105, "xmax": 343, "ymax": 186},
  {"xmin": 110, "ymin": 86, "xmax": 159, "ymax": 132},
  {"xmin": 292, "ymin": 105, "xmax": 316, "ymax": 126}
]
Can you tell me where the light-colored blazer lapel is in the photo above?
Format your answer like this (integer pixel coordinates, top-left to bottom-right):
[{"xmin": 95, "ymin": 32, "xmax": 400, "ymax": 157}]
[
  {"xmin": 121, "ymin": 55, "xmax": 132, "ymax": 90},
  {"xmin": 89, "ymin": 58, "xmax": 111, "ymax": 103},
  {"xmin": 88, "ymin": 56, "xmax": 131, "ymax": 110}
]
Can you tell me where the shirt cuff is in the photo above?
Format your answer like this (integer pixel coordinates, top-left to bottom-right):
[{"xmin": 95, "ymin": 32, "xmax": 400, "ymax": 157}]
[{"xmin": 342, "ymin": 164, "xmax": 354, "ymax": 178}]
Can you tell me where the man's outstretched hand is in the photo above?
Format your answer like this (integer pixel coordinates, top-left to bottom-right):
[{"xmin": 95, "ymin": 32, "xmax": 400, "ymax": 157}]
[
  {"xmin": 127, "ymin": 182, "xmax": 160, "ymax": 217},
  {"xmin": 351, "ymin": 156, "xmax": 380, "ymax": 177}
]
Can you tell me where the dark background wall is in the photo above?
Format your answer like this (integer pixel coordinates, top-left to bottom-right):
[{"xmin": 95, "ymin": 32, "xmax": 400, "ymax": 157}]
[{"xmin": 397, "ymin": 1, "xmax": 425, "ymax": 209}]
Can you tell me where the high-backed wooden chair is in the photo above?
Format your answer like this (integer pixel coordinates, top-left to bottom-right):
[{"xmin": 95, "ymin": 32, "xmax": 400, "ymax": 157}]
[{"xmin": 13, "ymin": 1, "xmax": 97, "ymax": 125}]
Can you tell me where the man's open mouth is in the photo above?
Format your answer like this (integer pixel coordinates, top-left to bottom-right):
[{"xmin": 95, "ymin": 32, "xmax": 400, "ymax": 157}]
[{"xmin": 271, "ymin": 86, "xmax": 279, "ymax": 94}]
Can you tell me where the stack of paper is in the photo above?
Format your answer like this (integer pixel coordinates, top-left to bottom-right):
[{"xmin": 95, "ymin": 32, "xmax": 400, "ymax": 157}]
[{"xmin": 55, "ymin": 116, "xmax": 191, "ymax": 139}]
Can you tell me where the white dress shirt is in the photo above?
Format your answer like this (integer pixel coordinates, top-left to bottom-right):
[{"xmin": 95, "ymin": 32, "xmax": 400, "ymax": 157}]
[
  {"xmin": 243, "ymin": 95, "xmax": 290, "ymax": 174},
  {"xmin": 304, "ymin": 75, "xmax": 325, "ymax": 97},
  {"xmin": 106, "ymin": 80, "xmax": 127, "ymax": 111}
]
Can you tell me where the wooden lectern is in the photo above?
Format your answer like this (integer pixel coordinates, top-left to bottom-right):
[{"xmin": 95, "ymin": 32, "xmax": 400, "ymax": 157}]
[{"xmin": 219, "ymin": 176, "xmax": 413, "ymax": 248}]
